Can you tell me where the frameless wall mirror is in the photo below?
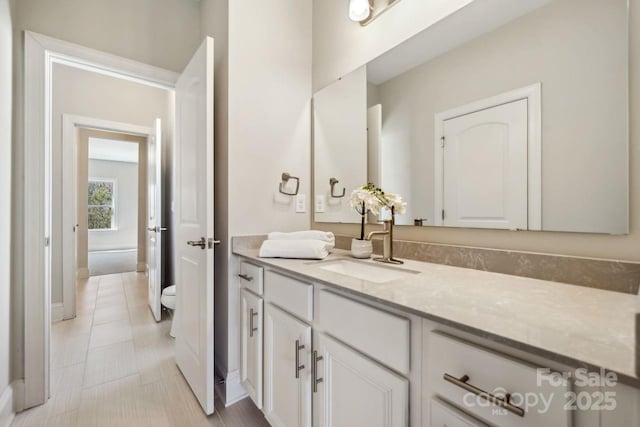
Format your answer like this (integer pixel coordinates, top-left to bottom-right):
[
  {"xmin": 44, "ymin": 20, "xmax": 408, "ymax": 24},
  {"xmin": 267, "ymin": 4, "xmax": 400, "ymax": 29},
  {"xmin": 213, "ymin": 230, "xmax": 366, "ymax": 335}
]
[{"xmin": 313, "ymin": 0, "xmax": 629, "ymax": 234}]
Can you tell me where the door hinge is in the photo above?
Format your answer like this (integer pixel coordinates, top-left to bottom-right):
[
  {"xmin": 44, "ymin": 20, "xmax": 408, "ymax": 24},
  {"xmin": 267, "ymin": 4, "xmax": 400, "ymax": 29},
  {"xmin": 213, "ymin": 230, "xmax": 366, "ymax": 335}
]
[
  {"xmin": 440, "ymin": 136, "xmax": 445, "ymax": 148},
  {"xmin": 441, "ymin": 209, "xmax": 445, "ymax": 221}
]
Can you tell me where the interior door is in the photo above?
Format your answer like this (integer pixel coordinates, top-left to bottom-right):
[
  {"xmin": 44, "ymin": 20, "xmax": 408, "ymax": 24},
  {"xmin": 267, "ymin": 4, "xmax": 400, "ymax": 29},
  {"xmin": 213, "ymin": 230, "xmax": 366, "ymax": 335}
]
[
  {"xmin": 174, "ymin": 36, "xmax": 216, "ymax": 415},
  {"xmin": 264, "ymin": 303, "xmax": 312, "ymax": 427},
  {"xmin": 442, "ymin": 99, "xmax": 528, "ymax": 230},
  {"xmin": 147, "ymin": 118, "xmax": 163, "ymax": 322}
]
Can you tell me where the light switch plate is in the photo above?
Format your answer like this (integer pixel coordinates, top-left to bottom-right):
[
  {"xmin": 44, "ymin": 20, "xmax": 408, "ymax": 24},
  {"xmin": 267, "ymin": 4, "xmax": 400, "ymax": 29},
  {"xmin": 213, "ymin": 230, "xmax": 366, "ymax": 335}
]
[
  {"xmin": 295, "ymin": 194, "xmax": 306, "ymax": 213},
  {"xmin": 315, "ymin": 195, "xmax": 326, "ymax": 213}
]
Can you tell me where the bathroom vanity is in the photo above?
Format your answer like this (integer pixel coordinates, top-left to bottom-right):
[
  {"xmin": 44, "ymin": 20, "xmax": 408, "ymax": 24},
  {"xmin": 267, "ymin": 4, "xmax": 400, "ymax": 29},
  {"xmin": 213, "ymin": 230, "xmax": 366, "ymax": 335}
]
[{"xmin": 233, "ymin": 246, "xmax": 639, "ymax": 427}]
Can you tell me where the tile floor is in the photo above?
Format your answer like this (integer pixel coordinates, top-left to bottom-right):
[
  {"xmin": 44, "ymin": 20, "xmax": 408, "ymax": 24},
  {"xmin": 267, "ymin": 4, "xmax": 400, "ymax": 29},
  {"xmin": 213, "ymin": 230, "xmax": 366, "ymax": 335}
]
[{"xmin": 13, "ymin": 272, "xmax": 270, "ymax": 427}]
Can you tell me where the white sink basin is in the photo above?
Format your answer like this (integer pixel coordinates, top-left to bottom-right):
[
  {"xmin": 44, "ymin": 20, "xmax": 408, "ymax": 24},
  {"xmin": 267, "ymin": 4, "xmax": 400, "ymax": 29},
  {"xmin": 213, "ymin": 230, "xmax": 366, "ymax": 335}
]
[{"xmin": 314, "ymin": 259, "xmax": 420, "ymax": 283}]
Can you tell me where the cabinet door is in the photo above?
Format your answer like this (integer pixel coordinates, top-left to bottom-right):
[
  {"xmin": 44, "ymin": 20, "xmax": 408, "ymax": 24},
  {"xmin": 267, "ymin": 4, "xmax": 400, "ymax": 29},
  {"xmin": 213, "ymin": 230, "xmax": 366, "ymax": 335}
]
[
  {"xmin": 264, "ymin": 303, "xmax": 312, "ymax": 427},
  {"xmin": 240, "ymin": 289, "xmax": 263, "ymax": 408},
  {"xmin": 313, "ymin": 333, "xmax": 409, "ymax": 427}
]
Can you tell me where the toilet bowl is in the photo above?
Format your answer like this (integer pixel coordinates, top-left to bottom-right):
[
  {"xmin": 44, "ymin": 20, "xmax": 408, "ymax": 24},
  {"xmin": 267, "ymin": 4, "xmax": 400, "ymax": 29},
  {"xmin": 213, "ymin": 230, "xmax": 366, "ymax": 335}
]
[{"xmin": 161, "ymin": 285, "xmax": 177, "ymax": 338}]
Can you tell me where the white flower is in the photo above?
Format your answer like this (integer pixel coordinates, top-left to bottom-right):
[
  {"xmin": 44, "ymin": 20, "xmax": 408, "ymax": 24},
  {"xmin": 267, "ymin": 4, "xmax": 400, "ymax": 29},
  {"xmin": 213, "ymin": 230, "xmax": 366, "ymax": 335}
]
[{"xmin": 349, "ymin": 185, "xmax": 407, "ymax": 216}]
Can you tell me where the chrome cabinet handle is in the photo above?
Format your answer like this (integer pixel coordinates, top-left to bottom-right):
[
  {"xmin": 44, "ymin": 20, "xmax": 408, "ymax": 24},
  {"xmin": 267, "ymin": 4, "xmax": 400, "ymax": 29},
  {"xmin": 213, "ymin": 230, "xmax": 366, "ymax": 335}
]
[
  {"xmin": 312, "ymin": 350, "xmax": 323, "ymax": 392},
  {"xmin": 295, "ymin": 340, "xmax": 305, "ymax": 379},
  {"xmin": 238, "ymin": 273, "xmax": 253, "ymax": 282},
  {"xmin": 444, "ymin": 373, "xmax": 525, "ymax": 417},
  {"xmin": 249, "ymin": 308, "xmax": 258, "ymax": 337},
  {"xmin": 187, "ymin": 237, "xmax": 207, "ymax": 249}
]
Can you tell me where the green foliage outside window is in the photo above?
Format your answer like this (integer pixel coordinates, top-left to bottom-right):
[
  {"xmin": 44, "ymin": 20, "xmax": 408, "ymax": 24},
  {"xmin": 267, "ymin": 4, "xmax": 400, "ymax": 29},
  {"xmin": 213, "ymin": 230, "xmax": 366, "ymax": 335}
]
[{"xmin": 88, "ymin": 180, "xmax": 115, "ymax": 230}]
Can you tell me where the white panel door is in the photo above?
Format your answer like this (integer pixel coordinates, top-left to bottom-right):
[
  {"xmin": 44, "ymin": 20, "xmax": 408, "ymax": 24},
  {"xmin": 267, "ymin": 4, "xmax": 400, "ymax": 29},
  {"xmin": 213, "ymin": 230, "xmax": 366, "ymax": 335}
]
[
  {"xmin": 147, "ymin": 118, "xmax": 163, "ymax": 322},
  {"xmin": 174, "ymin": 37, "xmax": 216, "ymax": 415},
  {"xmin": 313, "ymin": 333, "xmax": 409, "ymax": 427},
  {"xmin": 442, "ymin": 99, "xmax": 528, "ymax": 230},
  {"xmin": 264, "ymin": 303, "xmax": 312, "ymax": 427},
  {"xmin": 241, "ymin": 289, "xmax": 263, "ymax": 409}
]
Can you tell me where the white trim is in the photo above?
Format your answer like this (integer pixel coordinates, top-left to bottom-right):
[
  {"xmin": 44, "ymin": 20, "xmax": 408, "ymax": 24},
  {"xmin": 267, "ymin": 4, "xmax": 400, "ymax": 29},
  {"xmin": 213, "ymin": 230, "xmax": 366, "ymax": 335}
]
[
  {"xmin": 434, "ymin": 83, "xmax": 542, "ymax": 230},
  {"xmin": 0, "ymin": 385, "xmax": 14, "ymax": 427},
  {"xmin": 50, "ymin": 303, "xmax": 64, "ymax": 323},
  {"xmin": 137, "ymin": 262, "xmax": 146, "ymax": 273},
  {"xmin": 76, "ymin": 267, "xmax": 90, "ymax": 280},
  {"xmin": 24, "ymin": 31, "xmax": 176, "ymax": 409},
  {"xmin": 214, "ymin": 368, "xmax": 248, "ymax": 407}
]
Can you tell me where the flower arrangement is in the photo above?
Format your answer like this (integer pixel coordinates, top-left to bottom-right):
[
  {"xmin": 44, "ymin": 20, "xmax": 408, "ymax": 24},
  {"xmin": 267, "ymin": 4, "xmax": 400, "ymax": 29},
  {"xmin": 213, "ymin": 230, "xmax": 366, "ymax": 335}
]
[{"xmin": 349, "ymin": 183, "xmax": 406, "ymax": 240}]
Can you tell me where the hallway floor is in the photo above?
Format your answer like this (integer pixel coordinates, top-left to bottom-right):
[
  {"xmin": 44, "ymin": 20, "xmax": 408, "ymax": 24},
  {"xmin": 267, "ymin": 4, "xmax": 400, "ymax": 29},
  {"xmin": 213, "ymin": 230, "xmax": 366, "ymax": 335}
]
[{"xmin": 13, "ymin": 272, "xmax": 270, "ymax": 427}]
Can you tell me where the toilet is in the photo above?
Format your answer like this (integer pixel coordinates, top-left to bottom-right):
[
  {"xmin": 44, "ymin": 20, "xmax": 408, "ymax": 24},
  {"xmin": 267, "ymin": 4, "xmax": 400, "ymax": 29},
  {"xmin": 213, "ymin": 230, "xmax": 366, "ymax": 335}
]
[{"xmin": 161, "ymin": 285, "xmax": 177, "ymax": 338}]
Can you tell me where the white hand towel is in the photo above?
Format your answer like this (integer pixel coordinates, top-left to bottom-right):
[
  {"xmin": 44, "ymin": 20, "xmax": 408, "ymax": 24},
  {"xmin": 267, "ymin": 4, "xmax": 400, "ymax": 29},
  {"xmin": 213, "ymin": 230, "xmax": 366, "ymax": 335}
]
[
  {"xmin": 267, "ymin": 230, "xmax": 335, "ymax": 250},
  {"xmin": 259, "ymin": 239, "xmax": 329, "ymax": 260}
]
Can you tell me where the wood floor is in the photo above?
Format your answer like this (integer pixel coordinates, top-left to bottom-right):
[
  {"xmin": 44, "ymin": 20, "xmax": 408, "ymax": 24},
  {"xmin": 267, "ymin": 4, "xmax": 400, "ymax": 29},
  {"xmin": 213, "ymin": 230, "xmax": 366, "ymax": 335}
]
[{"xmin": 13, "ymin": 272, "xmax": 271, "ymax": 427}]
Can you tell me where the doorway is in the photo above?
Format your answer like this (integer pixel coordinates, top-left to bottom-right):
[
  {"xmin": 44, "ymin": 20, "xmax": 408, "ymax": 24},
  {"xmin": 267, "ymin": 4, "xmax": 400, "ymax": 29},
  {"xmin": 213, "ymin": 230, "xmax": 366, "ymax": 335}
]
[{"xmin": 81, "ymin": 131, "xmax": 147, "ymax": 277}]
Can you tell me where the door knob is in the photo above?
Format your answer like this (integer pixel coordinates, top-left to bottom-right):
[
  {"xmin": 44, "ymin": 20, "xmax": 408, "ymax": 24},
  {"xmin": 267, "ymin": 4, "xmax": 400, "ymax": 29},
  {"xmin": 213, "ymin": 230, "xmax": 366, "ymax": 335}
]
[
  {"xmin": 156, "ymin": 226, "xmax": 168, "ymax": 232},
  {"xmin": 187, "ymin": 237, "xmax": 207, "ymax": 249}
]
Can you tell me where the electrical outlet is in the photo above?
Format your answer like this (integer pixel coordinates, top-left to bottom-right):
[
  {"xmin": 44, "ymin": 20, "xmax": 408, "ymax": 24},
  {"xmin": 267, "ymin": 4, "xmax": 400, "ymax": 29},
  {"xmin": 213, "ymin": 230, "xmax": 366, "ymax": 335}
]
[
  {"xmin": 295, "ymin": 194, "xmax": 306, "ymax": 213},
  {"xmin": 315, "ymin": 195, "xmax": 326, "ymax": 213}
]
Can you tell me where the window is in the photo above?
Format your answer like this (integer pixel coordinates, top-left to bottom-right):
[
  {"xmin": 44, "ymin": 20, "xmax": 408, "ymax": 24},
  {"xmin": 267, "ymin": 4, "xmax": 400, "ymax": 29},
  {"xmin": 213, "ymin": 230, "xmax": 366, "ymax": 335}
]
[{"xmin": 88, "ymin": 179, "xmax": 116, "ymax": 230}]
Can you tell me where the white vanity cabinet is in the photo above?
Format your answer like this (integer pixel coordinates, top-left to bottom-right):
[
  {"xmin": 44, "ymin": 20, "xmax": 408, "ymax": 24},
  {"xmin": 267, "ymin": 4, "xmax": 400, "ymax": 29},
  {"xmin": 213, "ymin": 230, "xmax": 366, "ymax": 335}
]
[
  {"xmin": 240, "ymin": 288, "xmax": 263, "ymax": 408},
  {"xmin": 313, "ymin": 332, "xmax": 409, "ymax": 427},
  {"xmin": 264, "ymin": 303, "xmax": 312, "ymax": 427}
]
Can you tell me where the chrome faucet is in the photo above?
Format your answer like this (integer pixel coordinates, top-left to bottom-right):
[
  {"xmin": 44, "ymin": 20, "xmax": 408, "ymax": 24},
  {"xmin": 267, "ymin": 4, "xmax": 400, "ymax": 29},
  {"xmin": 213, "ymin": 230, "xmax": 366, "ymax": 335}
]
[{"xmin": 367, "ymin": 207, "xmax": 403, "ymax": 265}]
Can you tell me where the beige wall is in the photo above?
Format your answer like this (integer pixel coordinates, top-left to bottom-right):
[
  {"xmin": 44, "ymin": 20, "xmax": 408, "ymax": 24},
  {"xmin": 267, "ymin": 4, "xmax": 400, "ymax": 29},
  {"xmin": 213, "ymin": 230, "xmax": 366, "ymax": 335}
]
[
  {"xmin": 0, "ymin": 0, "xmax": 11, "ymax": 415},
  {"xmin": 373, "ymin": 0, "xmax": 627, "ymax": 233},
  {"xmin": 11, "ymin": 0, "xmax": 199, "ymax": 382},
  {"xmin": 12, "ymin": 0, "xmax": 201, "ymax": 72},
  {"xmin": 201, "ymin": 0, "xmax": 313, "ymax": 384},
  {"xmin": 313, "ymin": 0, "xmax": 640, "ymax": 262},
  {"xmin": 76, "ymin": 130, "xmax": 148, "ymax": 274}
]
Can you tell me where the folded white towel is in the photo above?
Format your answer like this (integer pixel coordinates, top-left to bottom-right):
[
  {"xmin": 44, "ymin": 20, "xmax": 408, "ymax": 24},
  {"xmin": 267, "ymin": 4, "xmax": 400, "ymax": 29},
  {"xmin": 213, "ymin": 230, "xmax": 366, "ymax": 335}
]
[
  {"xmin": 259, "ymin": 239, "xmax": 329, "ymax": 260},
  {"xmin": 267, "ymin": 230, "xmax": 335, "ymax": 250}
]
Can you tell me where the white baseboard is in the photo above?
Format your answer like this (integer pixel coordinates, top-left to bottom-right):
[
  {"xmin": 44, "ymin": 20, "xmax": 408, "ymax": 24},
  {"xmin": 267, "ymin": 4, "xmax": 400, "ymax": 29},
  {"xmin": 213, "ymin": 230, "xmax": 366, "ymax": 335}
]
[
  {"xmin": 10, "ymin": 381, "xmax": 24, "ymax": 414},
  {"xmin": 51, "ymin": 303, "xmax": 64, "ymax": 323},
  {"xmin": 0, "ymin": 384, "xmax": 15, "ymax": 427},
  {"xmin": 216, "ymin": 369, "xmax": 247, "ymax": 407},
  {"xmin": 77, "ymin": 268, "xmax": 90, "ymax": 279},
  {"xmin": 136, "ymin": 262, "xmax": 146, "ymax": 272}
]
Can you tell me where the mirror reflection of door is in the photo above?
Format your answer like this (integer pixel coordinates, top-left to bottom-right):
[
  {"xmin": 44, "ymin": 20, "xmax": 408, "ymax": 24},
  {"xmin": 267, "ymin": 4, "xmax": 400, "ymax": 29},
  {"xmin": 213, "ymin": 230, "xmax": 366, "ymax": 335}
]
[{"xmin": 441, "ymin": 99, "xmax": 528, "ymax": 230}]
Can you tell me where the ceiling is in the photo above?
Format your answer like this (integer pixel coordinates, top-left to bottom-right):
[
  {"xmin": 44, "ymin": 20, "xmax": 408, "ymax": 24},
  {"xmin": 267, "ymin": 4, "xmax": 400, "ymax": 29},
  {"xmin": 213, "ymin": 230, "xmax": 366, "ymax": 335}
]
[
  {"xmin": 88, "ymin": 138, "xmax": 139, "ymax": 163},
  {"xmin": 367, "ymin": 0, "xmax": 551, "ymax": 85}
]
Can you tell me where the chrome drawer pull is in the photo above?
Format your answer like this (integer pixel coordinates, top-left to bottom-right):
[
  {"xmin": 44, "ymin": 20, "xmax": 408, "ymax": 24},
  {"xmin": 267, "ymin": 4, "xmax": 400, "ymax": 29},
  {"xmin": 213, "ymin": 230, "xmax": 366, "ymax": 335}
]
[
  {"xmin": 443, "ymin": 373, "xmax": 525, "ymax": 418},
  {"xmin": 249, "ymin": 308, "xmax": 258, "ymax": 337},
  {"xmin": 295, "ymin": 340, "xmax": 305, "ymax": 379},
  {"xmin": 238, "ymin": 273, "xmax": 253, "ymax": 282},
  {"xmin": 312, "ymin": 350, "xmax": 323, "ymax": 393}
]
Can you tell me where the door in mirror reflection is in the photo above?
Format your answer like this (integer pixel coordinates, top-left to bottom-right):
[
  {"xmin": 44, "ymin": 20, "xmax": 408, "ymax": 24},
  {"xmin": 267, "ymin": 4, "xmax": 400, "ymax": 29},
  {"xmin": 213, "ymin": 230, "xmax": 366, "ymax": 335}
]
[{"xmin": 441, "ymin": 99, "xmax": 528, "ymax": 230}]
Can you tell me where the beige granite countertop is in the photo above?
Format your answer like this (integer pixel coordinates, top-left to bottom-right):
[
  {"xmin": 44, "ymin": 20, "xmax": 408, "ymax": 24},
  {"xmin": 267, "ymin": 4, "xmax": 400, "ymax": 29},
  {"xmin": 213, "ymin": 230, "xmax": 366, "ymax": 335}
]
[{"xmin": 233, "ymin": 248, "xmax": 639, "ymax": 384}]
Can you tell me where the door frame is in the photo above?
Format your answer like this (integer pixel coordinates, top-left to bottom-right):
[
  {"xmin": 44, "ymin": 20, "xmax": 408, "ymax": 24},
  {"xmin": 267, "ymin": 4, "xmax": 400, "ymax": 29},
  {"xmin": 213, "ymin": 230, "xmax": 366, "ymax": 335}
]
[
  {"xmin": 433, "ymin": 83, "xmax": 542, "ymax": 230},
  {"xmin": 23, "ymin": 31, "xmax": 177, "ymax": 409},
  {"xmin": 61, "ymin": 114, "xmax": 152, "ymax": 321}
]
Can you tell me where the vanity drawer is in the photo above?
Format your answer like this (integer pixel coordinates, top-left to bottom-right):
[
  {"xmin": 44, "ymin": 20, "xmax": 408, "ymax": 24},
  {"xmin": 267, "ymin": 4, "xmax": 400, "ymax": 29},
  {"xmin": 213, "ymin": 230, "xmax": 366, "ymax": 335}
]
[
  {"xmin": 427, "ymin": 332, "xmax": 570, "ymax": 427},
  {"xmin": 316, "ymin": 289, "xmax": 410, "ymax": 374},
  {"xmin": 431, "ymin": 398, "xmax": 487, "ymax": 427},
  {"xmin": 239, "ymin": 261, "xmax": 264, "ymax": 295},
  {"xmin": 264, "ymin": 270, "xmax": 313, "ymax": 322}
]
